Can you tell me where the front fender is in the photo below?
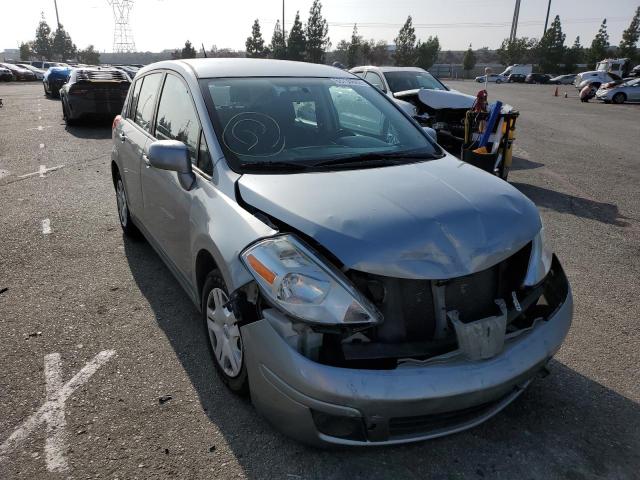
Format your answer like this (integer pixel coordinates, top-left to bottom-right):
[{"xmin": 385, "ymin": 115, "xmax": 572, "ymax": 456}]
[{"xmin": 190, "ymin": 176, "xmax": 276, "ymax": 300}]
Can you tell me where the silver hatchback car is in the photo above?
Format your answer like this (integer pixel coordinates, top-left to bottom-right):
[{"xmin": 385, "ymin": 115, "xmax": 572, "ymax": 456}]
[{"xmin": 111, "ymin": 59, "xmax": 572, "ymax": 446}]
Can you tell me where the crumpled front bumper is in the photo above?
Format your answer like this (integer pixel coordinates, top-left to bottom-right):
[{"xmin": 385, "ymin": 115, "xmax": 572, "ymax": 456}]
[{"xmin": 241, "ymin": 258, "xmax": 573, "ymax": 446}]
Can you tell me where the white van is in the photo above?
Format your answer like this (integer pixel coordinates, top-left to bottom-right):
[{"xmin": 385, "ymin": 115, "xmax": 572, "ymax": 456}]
[{"xmin": 500, "ymin": 64, "xmax": 533, "ymax": 76}]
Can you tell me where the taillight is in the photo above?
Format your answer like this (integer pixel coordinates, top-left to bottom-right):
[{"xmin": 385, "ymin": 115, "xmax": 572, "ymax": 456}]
[{"xmin": 112, "ymin": 115, "xmax": 122, "ymax": 132}]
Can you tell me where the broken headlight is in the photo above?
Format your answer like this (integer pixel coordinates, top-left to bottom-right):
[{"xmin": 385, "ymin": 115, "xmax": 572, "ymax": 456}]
[
  {"xmin": 523, "ymin": 225, "xmax": 553, "ymax": 286},
  {"xmin": 240, "ymin": 235, "xmax": 382, "ymax": 326}
]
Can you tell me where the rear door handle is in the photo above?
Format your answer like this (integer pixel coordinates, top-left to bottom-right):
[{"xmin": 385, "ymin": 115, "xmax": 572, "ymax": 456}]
[{"xmin": 119, "ymin": 132, "xmax": 126, "ymax": 142}]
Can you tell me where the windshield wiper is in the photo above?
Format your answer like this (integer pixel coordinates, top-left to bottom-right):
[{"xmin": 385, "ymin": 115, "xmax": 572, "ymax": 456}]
[
  {"xmin": 239, "ymin": 160, "xmax": 313, "ymax": 172},
  {"xmin": 312, "ymin": 150, "xmax": 443, "ymax": 168}
]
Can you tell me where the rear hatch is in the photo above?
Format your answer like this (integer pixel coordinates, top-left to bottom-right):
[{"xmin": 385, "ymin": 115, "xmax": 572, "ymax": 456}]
[{"xmin": 72, "ymin": 69, "xmax": 130, "ymax": 109}]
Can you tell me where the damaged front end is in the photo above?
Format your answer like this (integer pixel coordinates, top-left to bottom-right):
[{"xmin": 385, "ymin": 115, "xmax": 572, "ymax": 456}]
[
  {"xmin": 236, "ymin": 235, "xmax": 568, "ymax": 370},
  {"xmin": 232, "ymin": 231, "xmax": 571, "ymax": 445},
  {"xmin": 394, "ymin": 88, "xmax": 476, "ymax": 154}
]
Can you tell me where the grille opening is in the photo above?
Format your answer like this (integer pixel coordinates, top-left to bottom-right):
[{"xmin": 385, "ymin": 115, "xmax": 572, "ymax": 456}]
[{"xmin": 312, "ymin": 242, "xmax": 562, "ymax": 369}]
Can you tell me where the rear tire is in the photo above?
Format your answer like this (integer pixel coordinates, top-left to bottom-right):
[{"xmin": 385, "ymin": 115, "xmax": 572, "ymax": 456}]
[
  {"xmin": 62, "ymin": 100, "xmax": 75, "ymax": 125},
  {"xmin": 202, "ymin": 270, "xmax": 249, "ymax": 396},
  {"xmin": 114, "ymin": 171, "xmax": 141, "ymax": 238},
  {"xmin": 612, "ymin": 92, "xmax": 626, "ymax": 104}
]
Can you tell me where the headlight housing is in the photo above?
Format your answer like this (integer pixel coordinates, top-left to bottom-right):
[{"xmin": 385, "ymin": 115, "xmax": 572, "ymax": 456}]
[
  {"xmin": 523, "ymin": 225, "xmax": 553, "ymax": 286},
  {"xmin": 240, "ymin": 235, "xmax": 382, "ymax": 326}
]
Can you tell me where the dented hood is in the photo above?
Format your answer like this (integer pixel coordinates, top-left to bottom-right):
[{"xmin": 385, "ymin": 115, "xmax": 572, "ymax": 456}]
[
  {"xmin": 394, "ymin": 88, "xmax": 476, "ymax": 110},
  {"xmin": 238, "ymin": 155, "xmax": 541, "ymax": 279}
]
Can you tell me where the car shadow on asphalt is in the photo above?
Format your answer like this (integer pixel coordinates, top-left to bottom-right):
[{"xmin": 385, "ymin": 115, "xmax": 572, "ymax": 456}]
[
  {"xmin": 510, "ymin": 156, "xmax": 544, "ymax": 171},
  {"xmin": 512, "ymin": 182, "xmax": 630, "ymax": 227},
  {"xmin": 122, "ymin": 235, "xmax": 640, "ymax": 478},
  {"xmin": 65, "ymin": 124, "xmax": 112, "ymax": 140}
]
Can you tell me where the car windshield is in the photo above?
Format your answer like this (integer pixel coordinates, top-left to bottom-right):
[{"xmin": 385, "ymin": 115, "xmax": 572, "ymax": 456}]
[
  {"xmin": 383, "ymin": 71, "xmax": 446, "ymax": 93},
  {"xmin": 202, "ymin": 77, "xmax": 441, "ymax": 172}
]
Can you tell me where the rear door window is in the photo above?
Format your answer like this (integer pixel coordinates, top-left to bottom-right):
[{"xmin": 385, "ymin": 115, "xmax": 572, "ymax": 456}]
[
  {"xmin": 134, "ymin": 73, "xmax": 163, "ymax": 133},
  {"xmin": 154, "ymin": 73, "xmax": 201, "ymax": 165}
]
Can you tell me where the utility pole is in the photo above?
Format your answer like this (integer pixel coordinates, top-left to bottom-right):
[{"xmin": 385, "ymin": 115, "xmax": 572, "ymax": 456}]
[
  {"xmin": 282, "ymin": 0, "xmax": 286, "ymax": 52},
  {"xmin": 53, "ymin": 0, "xmax": 61, "ymax": 28},
  {"xmin": 544, "ymin": 0, "xmax": 552, "ymax": 35},
  {"xmin": 509, "ymin": 0, "xmax": 521, "ymax": 43}
]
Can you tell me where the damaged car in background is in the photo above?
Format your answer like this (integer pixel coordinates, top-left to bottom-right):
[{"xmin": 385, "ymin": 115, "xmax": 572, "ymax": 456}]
[
  {"xmin": 349, "ymin": 66, "xmax": 517, "ymax": 178},
  {"xmin": 111, "ymin": 58, "xmax": 572, "ymax": 446}
]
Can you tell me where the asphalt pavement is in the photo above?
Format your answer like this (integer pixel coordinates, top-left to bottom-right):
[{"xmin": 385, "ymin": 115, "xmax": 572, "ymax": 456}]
[{"xmin": 0, "ymin": 80, "xmax": 638, "ymax": 479}]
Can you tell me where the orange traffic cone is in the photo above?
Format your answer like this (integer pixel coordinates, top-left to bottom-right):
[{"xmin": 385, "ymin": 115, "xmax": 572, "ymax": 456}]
[{"xmin": 554, "ymin": 86, "xmax": 559, "ymax": 97}]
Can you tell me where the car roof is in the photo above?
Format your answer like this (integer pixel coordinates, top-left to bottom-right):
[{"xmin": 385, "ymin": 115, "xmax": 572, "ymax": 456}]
[
  {"xmin": 139, "ymin": 58, "xmax": 353, "ymax": 79},
  {"xmin": 351, "ymin": 66, "xmax": 426, "ymax": 73}
]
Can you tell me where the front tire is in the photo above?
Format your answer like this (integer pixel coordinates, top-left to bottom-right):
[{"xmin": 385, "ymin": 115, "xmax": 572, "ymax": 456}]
[
  {"xmin": 202, "ymin": 271, "xmax": 249, "ymax": 395},
  {"xmin": 612, "ymin": 92, "xmax": 626, "ymax": 104}
]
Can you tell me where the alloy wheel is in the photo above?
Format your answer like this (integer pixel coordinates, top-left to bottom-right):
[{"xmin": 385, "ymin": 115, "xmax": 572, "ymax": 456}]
[
  {"xmin": 206, "ymin": 288, "xmax": 243, "ymax": 378},
  {"xmin": 116, "ymin": 178, "xmax": 128, "ymax": 227}
]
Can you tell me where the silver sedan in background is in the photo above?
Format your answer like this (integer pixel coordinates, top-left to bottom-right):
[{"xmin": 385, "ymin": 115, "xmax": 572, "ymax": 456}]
[{"xmin": 596, "ymin": 78, "xmax": 640, "ymax": 104}]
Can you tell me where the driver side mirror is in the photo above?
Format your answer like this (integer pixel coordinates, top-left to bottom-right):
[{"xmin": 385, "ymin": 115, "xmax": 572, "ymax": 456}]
[{"xmin": 146, "ymin": 140, "xmax": 196, "ymax": 191}]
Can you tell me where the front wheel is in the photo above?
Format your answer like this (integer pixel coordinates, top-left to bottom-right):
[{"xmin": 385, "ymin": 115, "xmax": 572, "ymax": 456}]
[
  {"xmin": 202, "ymin": 271, "xmax": 249, "ymax": 395},
  {"xmin": 496, "ymin": 79, "xmax": 502, "ymax": 84},
  {"xmin": 612, "ymin": 92, "xmax": 626, "ymax": 104}
]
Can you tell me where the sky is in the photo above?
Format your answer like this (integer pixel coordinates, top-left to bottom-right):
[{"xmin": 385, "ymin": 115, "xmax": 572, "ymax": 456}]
[{"xmin": 2, "ymin": 0, "xmax": 638, "ymax": 53}]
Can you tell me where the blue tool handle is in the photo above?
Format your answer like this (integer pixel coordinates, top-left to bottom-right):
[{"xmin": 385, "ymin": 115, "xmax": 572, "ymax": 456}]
[{"xmin": 478, "ymin": 101, "xmax": 502, "ymax": 148}]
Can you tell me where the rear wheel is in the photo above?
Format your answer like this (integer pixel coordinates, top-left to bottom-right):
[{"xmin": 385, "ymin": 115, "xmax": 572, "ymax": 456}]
[
  {"xmin": 202, "ymin": 271, "xmax": 249, "ymax": 395},
  {"xmin": 62, "ymin": 99, "xmax": 77, "ymax": 125},
  {"xmin": 612, "ymin": 92, "xmax": 626, "ymax": 104},
  {"xmin": 114, "ymin": 171, "xmax": 140, "ymax": 238}
]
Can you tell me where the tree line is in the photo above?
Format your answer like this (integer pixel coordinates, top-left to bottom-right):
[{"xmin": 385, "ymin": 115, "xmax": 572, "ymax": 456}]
[
  {"xmin": 497, "ymin": 9, "xmax": 640, "ymax": 73},
  {"xmin": 19, "ymin": 15, "xmax": 100, "ymax": 65}
]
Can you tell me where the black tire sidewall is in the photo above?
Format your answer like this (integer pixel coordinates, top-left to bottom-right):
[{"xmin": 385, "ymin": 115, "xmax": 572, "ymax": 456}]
[
  {"xmin": 114, "ymin": 171, "xmax": 140, "ymax": 238},
  {"xmin": 201, "ymin": 271, "xmax": 249, "ymax": 395},
  {"xmin": 613, "ymin": 93, "xmax": 625, "ymax": 104}
]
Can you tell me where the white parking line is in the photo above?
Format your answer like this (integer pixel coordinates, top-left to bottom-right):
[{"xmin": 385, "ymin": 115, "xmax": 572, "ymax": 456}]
[
  {"xmin": 42, "ymin": 218, "xmax": 51, "ymax": 234},
  {"xmin": 0, "ymin": 350, "xmax": 116, "ymax": 472},
  {"xmin": 18, "ymin": 164, "xmax": 65, "ymax": 179},
  {"xmin": 27, "ymin": 126, "xmax": 51, "ymax": 131}
]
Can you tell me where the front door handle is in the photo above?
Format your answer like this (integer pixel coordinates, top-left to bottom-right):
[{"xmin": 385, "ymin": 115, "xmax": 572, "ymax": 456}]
[
  {"xmin": 119, "ymin": 132, "xmax": 126, "ymax": 142},
  {"xmin": 142, "ymin": 153, "xmax": 151, "ymax": 167}
]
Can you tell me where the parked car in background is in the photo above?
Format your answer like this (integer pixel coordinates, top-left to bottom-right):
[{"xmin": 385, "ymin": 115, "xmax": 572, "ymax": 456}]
[
  {"xmin": 596, "ymin": 78, "xmax": 640, "ymax": 104},
  {"xmin": 0, "ymin": 66, "xmax": 13, "ymax": 81},
  {"xmin": 0, "ymin": 63, "xmax": 36, "ymax": 81},
  {"xmin": 60, "ymin": 67, "xmax": 130, "ymax": 124},
  {"xmin": 475, "ymin": 74, "xmax": 508, "ymax": 83},
  {"xmin": 43, "ymin": 66, "xmax": 72, "ymax": 97},
  {"xmin": 549, "ymin": 74, "xmax": 576, "ymax": 85},
  {"xmin": 507, "ymin": 73, "xmax": 527, "ymax": 83},
  {"xmin": 112, "ymin": 64, "xmax": 140, "ymax": 80},
  {"xmin": 111, "ymin": 58, "xmax": 572, "ymax": 447},
  {"xmin": 350, "ymin": 65, "xmax": 478, "ymax": 153},
  {"xmin": 525, "ymin": 73, "xmax": 551, "ymax": 84},
  {"xmin": 15, "ymin": 63, "xmax": 45, "ymax": 80}
]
